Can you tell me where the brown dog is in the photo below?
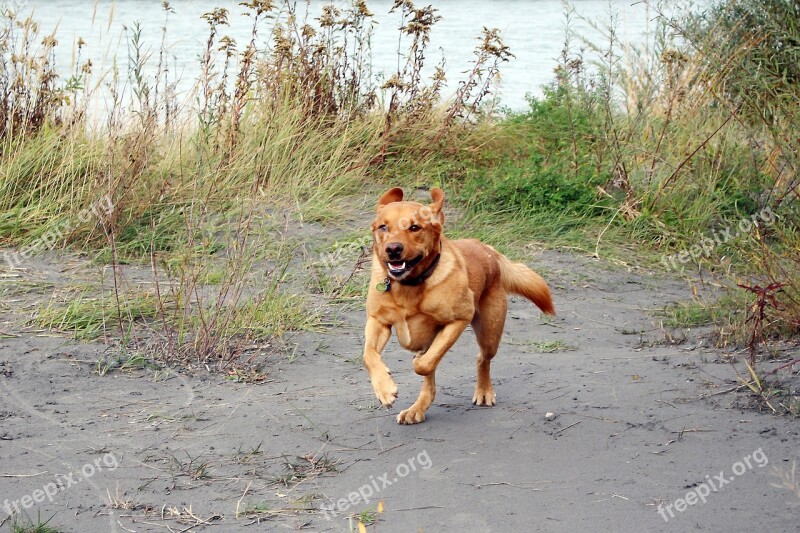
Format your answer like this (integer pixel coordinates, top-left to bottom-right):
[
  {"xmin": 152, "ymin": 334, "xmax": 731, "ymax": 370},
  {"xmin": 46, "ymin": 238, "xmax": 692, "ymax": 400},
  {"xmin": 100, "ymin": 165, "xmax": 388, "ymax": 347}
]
[{"xmin": 363, "ymin": 187, "xmax": 555, "ymax": 424}]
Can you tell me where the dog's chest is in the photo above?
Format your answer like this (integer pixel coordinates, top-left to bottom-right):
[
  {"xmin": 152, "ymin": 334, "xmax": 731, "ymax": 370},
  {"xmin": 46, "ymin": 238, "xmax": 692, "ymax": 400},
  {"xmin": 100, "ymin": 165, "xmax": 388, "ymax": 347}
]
[{"xmin": 393, "ymin": 313, "xmax": 439, "ymax": 351}]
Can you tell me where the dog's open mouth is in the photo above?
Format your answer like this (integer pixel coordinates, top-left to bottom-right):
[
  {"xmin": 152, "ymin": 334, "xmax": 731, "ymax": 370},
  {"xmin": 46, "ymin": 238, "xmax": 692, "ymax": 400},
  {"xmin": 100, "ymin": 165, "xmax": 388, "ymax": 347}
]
[{"xmin": 386, "ymin": 254, "xmax": 423, "ymax": 278}]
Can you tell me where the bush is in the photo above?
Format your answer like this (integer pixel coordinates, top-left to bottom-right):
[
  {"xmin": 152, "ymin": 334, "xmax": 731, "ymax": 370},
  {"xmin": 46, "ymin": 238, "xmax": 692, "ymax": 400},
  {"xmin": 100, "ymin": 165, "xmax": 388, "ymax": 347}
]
[
  {"xmin": 454, "ymin": 81, "xmax": 612, "ymax": 220},
  {"xmin": 685, "ymin": 0, "xmax": 800, "ymax": 117}
]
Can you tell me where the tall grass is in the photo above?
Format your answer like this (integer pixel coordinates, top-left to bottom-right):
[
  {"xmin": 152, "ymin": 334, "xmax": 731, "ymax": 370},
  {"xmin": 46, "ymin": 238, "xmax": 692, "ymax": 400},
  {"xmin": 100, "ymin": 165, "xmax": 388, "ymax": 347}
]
[
  {"xmin": 0, "ymin": 1, "xmax": 509, "ymax": 368},
  {"xmin": 591, "ymin": 0, "xmax": 798, "ymax": 351}
]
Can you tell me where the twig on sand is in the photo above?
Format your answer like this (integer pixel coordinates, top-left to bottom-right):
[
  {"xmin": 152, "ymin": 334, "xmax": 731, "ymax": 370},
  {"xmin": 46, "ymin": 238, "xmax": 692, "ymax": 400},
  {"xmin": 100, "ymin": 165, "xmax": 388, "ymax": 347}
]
[
  {"xmin": 553, "ymin": 421, "xmax": 581, "ymax": 435},
  {"xmin": 460, "ymin": 481, "xmax": 545, "ymax": 491},
  {"xmin": 508, "ymin": 424, "xmax": 526, "ymax": 439},
  {"xmin": 701, "ymin": 384, "xmax": 748, "ymax": 398},
  {"xmin": 236, "ymin": 480, "xmax": 253, "ymax": 518},
  {"xmin": 116, "ymin": 521, "xmax": 136, "ymax": 533},
  {"xmin": 176, "ymin": 520, "xmax": 216, "ymax": 533},
  {"xmin": 377, "ymin": 442, "xmax": 406, "ymax": 455},
  {"xmin": 0, "ymin": 471, "xmax": 47, "ymax": 478},
  {"xmin": 655, "ymin": 399, "xmax": 678, "ymax": 409},
  {"xmin": 394, "ymin": 505, "xmax": 446, "ymax": 512},
  {"xmin": 671, "ymin": 427, "xmax": 714, "ymax": 435},
  {"xmin": 764, "ymin": 358, "xmax": 800, "ymax": 378}
]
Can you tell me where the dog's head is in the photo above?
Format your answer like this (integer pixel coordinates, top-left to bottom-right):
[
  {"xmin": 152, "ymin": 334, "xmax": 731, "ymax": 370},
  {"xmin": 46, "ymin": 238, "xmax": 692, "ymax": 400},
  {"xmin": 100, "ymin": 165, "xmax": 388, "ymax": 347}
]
[{"xmin": 371, "ymin": 187, "xmax": 444, "ymax": 281}]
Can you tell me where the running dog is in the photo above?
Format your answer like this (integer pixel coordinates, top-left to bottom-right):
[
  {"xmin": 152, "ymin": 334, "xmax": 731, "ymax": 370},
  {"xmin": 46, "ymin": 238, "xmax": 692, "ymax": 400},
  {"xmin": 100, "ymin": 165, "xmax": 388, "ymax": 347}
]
[{"xmin": 363, "ymin": 187, "xmax": 555, "ymax": 424}]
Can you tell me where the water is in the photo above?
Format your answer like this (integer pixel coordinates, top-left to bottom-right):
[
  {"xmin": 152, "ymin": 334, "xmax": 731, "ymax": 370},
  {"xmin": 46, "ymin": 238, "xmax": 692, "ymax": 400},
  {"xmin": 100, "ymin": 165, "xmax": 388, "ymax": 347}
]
[{"xmin": 16, "ymin": 0, "xmax": 656, "ymax": 111}]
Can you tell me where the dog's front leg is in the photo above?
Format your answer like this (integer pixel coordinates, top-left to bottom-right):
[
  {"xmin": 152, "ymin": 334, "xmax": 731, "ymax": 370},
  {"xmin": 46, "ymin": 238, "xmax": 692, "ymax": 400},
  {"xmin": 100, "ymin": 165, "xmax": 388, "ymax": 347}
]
[
  {"xmin": 363, "ymin": 316, "xmax": 398, "ymax": 407},
  {"xmin": 412, "ymin": 319, "xmax": 470, "ymax": 376},
  {"xmin": 397, "ymin": 373, "xmax": 435, "ymax": 424},
  {"xmin": 397, "ymin": 319, "xmax": 470, "ymax": 424}
]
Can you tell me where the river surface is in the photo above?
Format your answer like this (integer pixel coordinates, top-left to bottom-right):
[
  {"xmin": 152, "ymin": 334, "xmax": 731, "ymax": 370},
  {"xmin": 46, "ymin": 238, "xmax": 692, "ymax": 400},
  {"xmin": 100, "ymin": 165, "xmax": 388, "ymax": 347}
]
[{"xmin": 18, "ymin": 0, "xmax": 662, "ymax": 111}]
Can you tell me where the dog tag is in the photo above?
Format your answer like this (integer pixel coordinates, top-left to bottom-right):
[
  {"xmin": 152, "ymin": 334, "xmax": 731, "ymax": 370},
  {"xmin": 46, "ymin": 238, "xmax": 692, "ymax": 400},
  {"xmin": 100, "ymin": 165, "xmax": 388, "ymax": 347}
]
[{"xmin": 376, "ymin": 280, "xmax": 390, "ymax": 292}]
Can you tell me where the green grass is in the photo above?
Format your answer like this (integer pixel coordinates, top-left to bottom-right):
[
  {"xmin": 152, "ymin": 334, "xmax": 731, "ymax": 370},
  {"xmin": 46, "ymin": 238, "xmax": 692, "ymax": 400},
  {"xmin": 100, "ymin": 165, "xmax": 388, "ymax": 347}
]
[
  {"xmin": 507, "ymin": 338, "xmax": 577, "ymax": 353},
  {"xmin": 95, "ymin": 351, "xmax": 162, "ymax": 376},
  {"xmin": 659, "ymin": 294, "xmax": 748, "ymax": 329},
  {"xmin": 447, "ymin": 208, "xmax": 607, "ymax": 260},
  {"xmin": 35, "ymin": 289, "xmax": 159, "ymax": 340},
  {"xmin": 661, "ymin": 301, "xmax": 729, "ymax": 329},
  {"xmin": 238, "ymin": 494, "xmax": 321, "ymax": 520},
  {"xmin": 355, "ymin": 508, "xmax": 378, "ymax": 525},
  {"xmin": 231, "ymin": 292, "xmax": 321, "ymax": 338},
  {"xmin": 10, "ymin": 512, "xmax": 61, "ymax": 533},
  {"xmin": 530, "ymin": 339, "xmax": 577, "ymax": 353}
]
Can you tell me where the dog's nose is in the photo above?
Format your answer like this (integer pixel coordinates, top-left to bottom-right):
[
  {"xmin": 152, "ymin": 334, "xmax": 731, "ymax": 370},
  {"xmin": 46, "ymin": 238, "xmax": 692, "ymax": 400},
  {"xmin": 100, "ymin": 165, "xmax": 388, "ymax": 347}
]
[{"xmin": 385, "ymin": 242, "xmax": 404, "ymax": 260}]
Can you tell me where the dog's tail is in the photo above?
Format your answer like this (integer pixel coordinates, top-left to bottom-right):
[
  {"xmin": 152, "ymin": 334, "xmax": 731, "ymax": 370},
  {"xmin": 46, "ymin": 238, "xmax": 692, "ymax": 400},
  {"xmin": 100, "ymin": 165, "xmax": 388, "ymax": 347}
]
[{"xmin": 498, "ymin": 255, "xmax": 556, "ymax": 315}]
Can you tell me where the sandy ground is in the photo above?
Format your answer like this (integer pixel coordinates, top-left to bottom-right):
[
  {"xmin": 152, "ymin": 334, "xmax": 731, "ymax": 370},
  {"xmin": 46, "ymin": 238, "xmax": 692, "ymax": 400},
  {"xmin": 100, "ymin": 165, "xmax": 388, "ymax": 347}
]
[{"xmin": 0, "ymin": 246, "xmax": 798, "ymax": 532}]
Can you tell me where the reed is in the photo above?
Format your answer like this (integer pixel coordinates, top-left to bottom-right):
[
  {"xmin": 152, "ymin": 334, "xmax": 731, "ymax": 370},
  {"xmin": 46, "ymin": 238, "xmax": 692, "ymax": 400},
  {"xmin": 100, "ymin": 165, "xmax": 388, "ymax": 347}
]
[{"xmin": 0, "ymin": 1, "xmax": 506, "ymax": 368}]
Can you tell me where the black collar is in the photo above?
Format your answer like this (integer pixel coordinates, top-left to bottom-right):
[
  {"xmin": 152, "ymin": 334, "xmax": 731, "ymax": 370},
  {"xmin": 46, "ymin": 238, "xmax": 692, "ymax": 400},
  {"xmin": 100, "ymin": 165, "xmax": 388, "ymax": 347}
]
[{"xmin": 398, "ymin": 253, "xmax": 441, "ymax": 286}]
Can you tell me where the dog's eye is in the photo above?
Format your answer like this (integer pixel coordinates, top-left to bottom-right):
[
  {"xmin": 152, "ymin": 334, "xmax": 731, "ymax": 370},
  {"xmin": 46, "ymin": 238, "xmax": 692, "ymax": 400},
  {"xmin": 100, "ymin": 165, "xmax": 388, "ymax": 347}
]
[
  {"xmin": 409, "ymin": 224, "xmax": 421, "ymax": 232},
  {"xmin": 377, "ymin": 224, "xmax": 388, "ymax": 232}
]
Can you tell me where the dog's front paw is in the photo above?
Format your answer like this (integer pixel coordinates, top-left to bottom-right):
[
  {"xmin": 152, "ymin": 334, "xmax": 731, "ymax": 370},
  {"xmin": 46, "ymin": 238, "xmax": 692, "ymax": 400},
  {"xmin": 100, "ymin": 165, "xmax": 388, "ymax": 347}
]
[
  {"xmin": 371, "ymin": 371, "xmax": 398, "ymax": 408},
  {"xmin": 472, "ymin": 386, "xmax": 496, "ymax": 406},
  {"xmin": 396, "ymin": 405, "xmax": 426, "ymax": 424}
]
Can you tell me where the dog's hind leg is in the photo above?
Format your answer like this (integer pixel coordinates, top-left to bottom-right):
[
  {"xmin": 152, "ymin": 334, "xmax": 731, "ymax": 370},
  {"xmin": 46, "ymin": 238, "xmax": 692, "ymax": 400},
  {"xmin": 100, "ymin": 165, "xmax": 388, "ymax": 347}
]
[{"xmin": 471, "ymin": 284, "xmax": 507, "ymax": 406}]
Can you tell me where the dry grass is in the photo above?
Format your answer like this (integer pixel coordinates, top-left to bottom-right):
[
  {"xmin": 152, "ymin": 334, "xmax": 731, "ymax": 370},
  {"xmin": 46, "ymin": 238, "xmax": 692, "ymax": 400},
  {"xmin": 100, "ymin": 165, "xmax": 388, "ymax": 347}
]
[{"xmin": 0, "ymin": 1, "xmax": 510, "ymax": 369}]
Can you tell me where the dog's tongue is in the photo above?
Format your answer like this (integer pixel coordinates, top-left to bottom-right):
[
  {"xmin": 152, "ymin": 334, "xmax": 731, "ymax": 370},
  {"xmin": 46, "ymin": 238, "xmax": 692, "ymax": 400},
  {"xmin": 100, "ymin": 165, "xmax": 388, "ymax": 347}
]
[{"xmin": 388, "ymin": 261, "xmax": 406, "ymax": 271}]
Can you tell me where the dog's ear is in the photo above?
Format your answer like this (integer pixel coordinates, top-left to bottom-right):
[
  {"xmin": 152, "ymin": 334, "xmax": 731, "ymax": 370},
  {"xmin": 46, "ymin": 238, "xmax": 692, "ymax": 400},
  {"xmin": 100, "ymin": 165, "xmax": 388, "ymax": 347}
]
[
  {"xmin": 376, "ymin": 188, "xmax": 404, "ymax": 212},
  {"xmin": 429, "ymin": 187, "xmax": 445, "ymax": 224}
]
